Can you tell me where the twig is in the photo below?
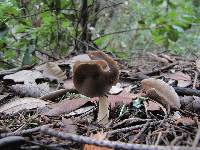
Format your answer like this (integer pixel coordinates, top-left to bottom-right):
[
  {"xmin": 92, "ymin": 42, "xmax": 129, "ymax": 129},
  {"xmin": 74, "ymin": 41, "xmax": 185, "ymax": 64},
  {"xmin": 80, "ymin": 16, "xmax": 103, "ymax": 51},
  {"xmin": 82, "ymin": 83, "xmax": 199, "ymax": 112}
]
[
  {"xmin": 132, "ymin": 122, "xmax": 150, "ymax": 142},
  {"xmin": 108, "ymin": 120, "xmax": 163, "ymax": 135},
  {"xmin": 40, "ymin": 127, "xmax": 200, "ymax": 150}
]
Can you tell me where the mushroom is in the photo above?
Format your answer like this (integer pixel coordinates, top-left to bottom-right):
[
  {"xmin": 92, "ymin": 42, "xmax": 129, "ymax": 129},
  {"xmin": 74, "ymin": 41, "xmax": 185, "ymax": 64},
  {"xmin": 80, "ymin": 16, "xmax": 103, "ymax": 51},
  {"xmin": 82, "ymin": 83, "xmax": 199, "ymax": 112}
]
[{"xmin": 73, "ymin": 51, "xmax": 119, "ymax": 124}]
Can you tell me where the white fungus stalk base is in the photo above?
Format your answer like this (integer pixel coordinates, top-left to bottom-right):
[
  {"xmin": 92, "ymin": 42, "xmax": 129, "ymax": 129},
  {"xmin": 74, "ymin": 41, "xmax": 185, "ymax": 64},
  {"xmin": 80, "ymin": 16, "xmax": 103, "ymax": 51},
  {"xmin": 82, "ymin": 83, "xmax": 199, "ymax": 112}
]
[{"xmin": 97, "ymin": 95, "xmax": 109, "ymax": 125}]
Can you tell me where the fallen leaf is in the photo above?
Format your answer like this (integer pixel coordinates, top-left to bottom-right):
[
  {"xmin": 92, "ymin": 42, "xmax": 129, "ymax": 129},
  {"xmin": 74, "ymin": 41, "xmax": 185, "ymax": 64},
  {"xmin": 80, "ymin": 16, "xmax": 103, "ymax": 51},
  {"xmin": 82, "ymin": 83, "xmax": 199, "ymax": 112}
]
[
  {"xmin": 12, "ymin": 83, "xmax": 49, "ymax": 97},
  {"xmin": 3, "ymin": 70, "xmax": 43, "ymax": 83},
  {"xmin": 66, "ymin": 106, "xmax": 95, "ymax": 117},
  {"xmin": 42, "ymin": 98, "xmax": 95, "ymax": 116},
  {"xmin": 109, "ymin": 83, "xmax": 123, "ymax": 95},
  {"xmin": 0, "ymin": 97, "xmax": 48, "ymax": 114},
  {"xmin": 108, "ymin": 91, "xmax": 141, "ymax": 108},
  {"xmin": 43, "ymin": 62, "xmax": 67, "ymax": 82},
  {"xmin": 143, "ymin": 100, "xmax": 166, "ymax": 115},
  {"xmin": 168, "ymin": 71, "xmax": 191, "ymax": 81},
  {"xmin": 175, "ymin": 117, "xmax": 196, "ymax": 126},
  {"xmin": 168, "ymin": 71, "xmax": 192, "ymax": 87},
  {"xmin": 177, "ymin": 80, "xmax": 191, "ymax": 88},
  {"xmin": 141, "ymin": 78, "xmax": 180, "ymax": 108}
]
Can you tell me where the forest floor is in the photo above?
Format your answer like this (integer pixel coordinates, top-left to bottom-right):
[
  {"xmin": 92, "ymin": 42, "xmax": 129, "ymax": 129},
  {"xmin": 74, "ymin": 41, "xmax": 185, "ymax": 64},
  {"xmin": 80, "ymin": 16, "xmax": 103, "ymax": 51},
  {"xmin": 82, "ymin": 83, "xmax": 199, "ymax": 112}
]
[{"xmin": 0, "ymin": 51, "xmax": 200, "ymax": 150}]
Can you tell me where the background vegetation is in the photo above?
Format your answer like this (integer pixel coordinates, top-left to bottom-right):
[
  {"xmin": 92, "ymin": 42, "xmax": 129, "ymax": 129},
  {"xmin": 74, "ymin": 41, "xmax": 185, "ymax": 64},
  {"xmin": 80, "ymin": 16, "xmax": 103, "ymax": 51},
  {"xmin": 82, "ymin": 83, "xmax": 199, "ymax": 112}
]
[{"xmin": 0, "ymin": 0, "xmax": 200, "ymax": 68}]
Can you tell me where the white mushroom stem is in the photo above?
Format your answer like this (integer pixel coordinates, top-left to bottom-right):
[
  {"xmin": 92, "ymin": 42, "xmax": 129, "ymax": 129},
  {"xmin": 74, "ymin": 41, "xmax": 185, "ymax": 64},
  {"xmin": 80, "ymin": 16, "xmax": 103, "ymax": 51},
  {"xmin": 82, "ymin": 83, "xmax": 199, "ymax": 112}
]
[{"xmin": 97, "ymin": 95, "xmax": 109, "ymax": 125}]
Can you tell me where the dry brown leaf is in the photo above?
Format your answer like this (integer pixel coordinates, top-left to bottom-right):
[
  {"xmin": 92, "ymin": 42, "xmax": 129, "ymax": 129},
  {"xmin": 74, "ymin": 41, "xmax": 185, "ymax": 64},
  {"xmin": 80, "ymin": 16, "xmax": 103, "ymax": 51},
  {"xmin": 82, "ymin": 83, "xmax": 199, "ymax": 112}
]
[
  {"xmin": 84, "ymin": 132, "xmax": 113, "ymax": 150},
  {"xmin": 108, "ymin": 91, "xmax": 140, "ymax": 108},
  {"xmin": 141, "ymin": 78, "xmax": 180, "ymax": 108},
  {"xmin": 42, "ymin": 98, "xmax": 95, "ymax": 116},
  {"xmin": 175, "ymin": 117, "xmax": 196, "ymax": 126},
  {"xmin": 12, "ymin": 83, "xmax": 49, "ymax": 97},
  {"xmin": 43, "ymin": 62, "xmax": 67, "ymax": 82},
  {"xmin": 168, "ymin": 71, "xmax": 191, "ymax": 87},
  {"xmin": 0, "ymin": 97, "xmax": 48, "ymax": 114},
  {"xmin": 3, "ymin": 70, "xmax": 43, "ymax": 83},
  {"xmin": 143, "ymin": 100, "xmax": 166, "ymax": 115}
]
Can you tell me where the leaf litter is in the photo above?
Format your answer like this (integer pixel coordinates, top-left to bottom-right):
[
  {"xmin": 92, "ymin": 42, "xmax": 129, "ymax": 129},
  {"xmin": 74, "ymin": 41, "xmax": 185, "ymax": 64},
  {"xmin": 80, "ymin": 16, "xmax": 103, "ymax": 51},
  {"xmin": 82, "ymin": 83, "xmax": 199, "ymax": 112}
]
[{"xmin": 1, "ymin": 52, "xmax": 200, "ymax": 149}]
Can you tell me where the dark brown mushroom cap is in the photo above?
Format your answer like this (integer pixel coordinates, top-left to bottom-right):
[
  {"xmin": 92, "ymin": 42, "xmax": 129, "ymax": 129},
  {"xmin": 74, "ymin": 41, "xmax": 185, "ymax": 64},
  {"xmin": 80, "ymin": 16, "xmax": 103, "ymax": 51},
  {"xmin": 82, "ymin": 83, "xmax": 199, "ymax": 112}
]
[{"xmin": 73, "ymin": 51, "xmax": 119, "ymax": 98}]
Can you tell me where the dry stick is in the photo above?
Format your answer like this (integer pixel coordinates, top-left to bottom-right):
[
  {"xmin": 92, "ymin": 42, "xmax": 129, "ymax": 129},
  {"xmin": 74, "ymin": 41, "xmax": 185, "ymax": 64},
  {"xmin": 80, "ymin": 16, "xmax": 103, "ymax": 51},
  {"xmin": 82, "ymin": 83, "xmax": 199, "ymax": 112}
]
[
  {"xmin": 41, "ymin": 127, "xmax": 200, "ymax": 150},
  {"xmin": 192, "ymin": 70, "xmax": 198, "ymax": 89},
  {"xmin": 155, "ymin": 132, "xmax": 162, "ymax": 145},
  {"xmin": 108, "ymin": 120, "xmax": 163, "ymax": 135},
  {"xmin": 132, "ymin": 122, "xmax": 150, "ymax": 142},
  {"xmin": 0, "ymin": 124, "xmax": 50, "ymax": 138}
]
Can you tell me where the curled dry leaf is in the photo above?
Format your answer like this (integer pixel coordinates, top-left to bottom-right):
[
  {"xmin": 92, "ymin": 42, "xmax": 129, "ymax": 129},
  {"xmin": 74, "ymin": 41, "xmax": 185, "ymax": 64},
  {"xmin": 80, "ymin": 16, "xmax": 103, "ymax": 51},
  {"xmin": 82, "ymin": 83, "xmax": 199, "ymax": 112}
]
[
  {"xmin": 0, "ymin": 97, "xmax": 48, "ymax": 114},
  {"xmin": 84, "ymin": 132, "xmax": 113, "ymax": 150},
  {"xmin": 168, "ymin": 71, "xmax": 191, "ymax": 87},
  {"xmin": 3, "ymin": 70, "xmax": 43, "ymax": 83},
  {"xmin": 43, "ymin": 62, "xmax": 67, "ymax": 82},
  {"xmin": 12, "ymin": 83, "xmax": 49, "ymax": 98},
  {"xmin": 143, "ymin": 100, "xmax": 166, "ymax": 115},
  {"xmin": 141, "ymin": 78, "xmax": 180, "ymax": 108}
]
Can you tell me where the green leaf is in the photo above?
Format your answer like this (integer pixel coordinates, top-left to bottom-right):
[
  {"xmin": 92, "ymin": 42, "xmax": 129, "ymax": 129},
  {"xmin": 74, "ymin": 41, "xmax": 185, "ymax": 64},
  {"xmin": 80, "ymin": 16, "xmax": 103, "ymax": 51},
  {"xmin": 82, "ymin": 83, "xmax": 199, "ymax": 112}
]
[
  {"xmin": 22, "ymin": 48, "xmax": 32, "ymax": 66},
  {"xmin": 132, "ymin": 97, "xmax": 147, "ymax": 108},
  {"xmin": 16, "ymin": 24, "xmax": 27, "ymax": 33},
  {"xmin": 167, "ymin": 27, "xmax": 179, "ymax": 42},
  {"xmin": 94, "ymin": 36, "xmax": 109, "ymax": 46},
  {"xmin": 151, "ymin": 0, "xmax": 164, "ymax": 6},
  {"xmin": 168, "ymin": 1, "xmax": 177, "ymax": 9}
]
